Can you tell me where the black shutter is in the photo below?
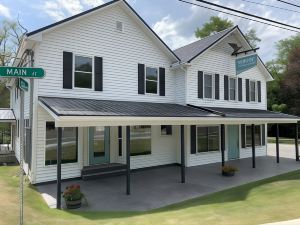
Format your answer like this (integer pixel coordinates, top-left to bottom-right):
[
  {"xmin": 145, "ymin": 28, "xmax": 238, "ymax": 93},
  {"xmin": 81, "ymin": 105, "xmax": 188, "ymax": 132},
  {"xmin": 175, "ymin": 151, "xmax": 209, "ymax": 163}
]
[
  {"xmin": 257, "ymin": 81, "xmax": 261, "ymax": 102},
  {"xmin": 94, "ymin": 56, "xmax": 103, "ymax": 91},
  {"xmin": 190, "ymin": 125, "xmax": 196, "ymax": 154},
  {"xmin": 118, "ymin": 126, "xmax": 122, "ymax": 156},
  {"xmin": 215, "ymin": 74, "xmax": 220, "ymax": 100},
  {"xmin": 198, "ymin": 71, "xmax": 203, "ymax": 99},
  {"xmin": 241, "ymin": 124, "xmax": 246, "ymax": 148},
  {"xmin": 224, "ymin": 75, "xmax": 229, "ymax": 100},
  {"xmin": 262, "ymin": 124, "xmax": 266, "ymax": 146},
  {"xmin": 246, "ymin": 79, "xmax": 250, "ymax": 102},
  {"xmin": 159, "ymin": 67, "xmax": 165, "ymax": 96},
  {"xmin": 238, "ymin": 78, "xmax": 243, "ymax": 101},
  {"xmin": 138, "ymin": 64, "xmax": 145, "ymax": 94},
  {"xmin": 63, "ymin": 51, "xmax": 73, "ymax": 89}
]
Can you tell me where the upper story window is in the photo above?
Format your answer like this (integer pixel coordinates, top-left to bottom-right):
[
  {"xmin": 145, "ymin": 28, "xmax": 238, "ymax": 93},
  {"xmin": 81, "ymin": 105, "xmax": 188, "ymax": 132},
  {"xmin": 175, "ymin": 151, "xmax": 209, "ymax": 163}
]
[
  {"xmin": 74, "ymin": 55, "xmax": 93, "ymax": 89},
  {"xmin": 145, "ymin": 67, "xmax": 158, "ymax": 94},
  {"xmin": 229, "ymin": 77, "xmax": 236, "ymax": 101},
  {"xmin": 250, "ymin": 80, "xmax": 256, "ymax": 102},
  {"xmin": 204, "ymin": 73, "xmax": 213, "ymax": 99}
]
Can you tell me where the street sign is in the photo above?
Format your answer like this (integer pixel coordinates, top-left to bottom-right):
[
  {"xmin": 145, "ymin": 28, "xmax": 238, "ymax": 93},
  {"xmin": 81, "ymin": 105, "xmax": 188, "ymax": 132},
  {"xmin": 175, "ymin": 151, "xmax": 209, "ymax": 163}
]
[
  {"xmin": 18, "ymin": 78, "xmax": 28, "ymax": 92},
  {"xmin": 236, "ymin": 54, "xmax": 257, "ymax": 75},
  {"xmin": 0, "ymin": 66, "xmax": 45, "ymax": 78}
]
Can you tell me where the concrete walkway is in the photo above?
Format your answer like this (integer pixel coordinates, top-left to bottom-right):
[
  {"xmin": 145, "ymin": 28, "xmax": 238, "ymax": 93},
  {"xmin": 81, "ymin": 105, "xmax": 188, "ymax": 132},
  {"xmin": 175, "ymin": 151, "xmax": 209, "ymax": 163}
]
[
  {"xmin": 37, "ymin": 156, "xmax": 300, "ymax": 211},
  {"xmin": 267, "ymin": 143, "xmax": 297, "ymax": 159}
]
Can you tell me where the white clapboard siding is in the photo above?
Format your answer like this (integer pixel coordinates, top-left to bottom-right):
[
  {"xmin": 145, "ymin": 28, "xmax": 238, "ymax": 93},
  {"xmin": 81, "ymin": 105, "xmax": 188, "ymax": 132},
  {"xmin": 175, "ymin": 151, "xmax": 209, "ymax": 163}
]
[
  {"xmin": 186, "ymin": 33, "xmax": 267, "ymax": 110},
  {"xmin": 175, "ymin": 70, "xmax": 186, "ymax": 105},
  {"xmin": 34, "ymin": 106, "xmax": 82, "ymax": 183},
  {"xmin": 240, "ymin": 146, "xmax": 267, "ymax": 158},
  {"xmin": 35, "ymin": 5, "xmax": 176, "ymax": 103}
]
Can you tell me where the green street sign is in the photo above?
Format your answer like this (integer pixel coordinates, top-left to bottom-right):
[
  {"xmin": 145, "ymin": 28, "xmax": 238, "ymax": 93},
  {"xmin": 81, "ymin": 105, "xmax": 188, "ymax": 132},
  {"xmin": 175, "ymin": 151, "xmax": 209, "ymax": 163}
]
[
  {"xmin": 18, "ymin": 78, "xmax": 29, "ymax": 92},
  {"xmin": 0, "ymin": 67, "xmax": 45, "ymax": 78},
  {"xmin": 236, "ymin": 54, "xmax": 257, "ymax": 75}
]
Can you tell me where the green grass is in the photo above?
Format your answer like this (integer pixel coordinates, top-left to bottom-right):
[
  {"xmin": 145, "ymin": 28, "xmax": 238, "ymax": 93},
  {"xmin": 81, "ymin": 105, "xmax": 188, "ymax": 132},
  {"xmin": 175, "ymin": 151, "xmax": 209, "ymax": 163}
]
[
  {"xmin": 1, "ymin": 166, "xmax": 300, "ymax": 225},
  {"xmin": 268, "ymin": 137, "xmax": 295, "ymax": 144}
]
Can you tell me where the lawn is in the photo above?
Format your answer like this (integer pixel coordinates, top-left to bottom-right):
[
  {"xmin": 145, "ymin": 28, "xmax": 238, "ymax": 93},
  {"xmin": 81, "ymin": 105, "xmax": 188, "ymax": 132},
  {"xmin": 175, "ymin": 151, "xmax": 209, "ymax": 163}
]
[
  {"xmin": 268, "ymin": 137, "xmax": 295, "ymax": 145},
  {"xmin": 1, "ymin": 166, "xmax": 300, "ymax": 225}
]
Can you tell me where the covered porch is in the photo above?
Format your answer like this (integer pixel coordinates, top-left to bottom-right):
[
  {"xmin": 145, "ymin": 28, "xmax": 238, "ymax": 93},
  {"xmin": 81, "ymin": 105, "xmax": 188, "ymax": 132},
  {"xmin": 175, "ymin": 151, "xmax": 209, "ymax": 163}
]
[{"xmin": 37, "ymin": 155, "xmax": 300, "ymax": 211}]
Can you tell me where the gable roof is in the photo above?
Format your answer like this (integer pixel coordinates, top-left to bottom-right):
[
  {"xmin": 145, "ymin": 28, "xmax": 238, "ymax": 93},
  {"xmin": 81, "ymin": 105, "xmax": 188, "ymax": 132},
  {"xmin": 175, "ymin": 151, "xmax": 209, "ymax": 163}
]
[
  {"xmin": 25, "ymin": 0, "xmax": 180, "ymax": 61},
  {"xmin": 173, "ymin": 26, "xmax": 236, "ymax": 63}
]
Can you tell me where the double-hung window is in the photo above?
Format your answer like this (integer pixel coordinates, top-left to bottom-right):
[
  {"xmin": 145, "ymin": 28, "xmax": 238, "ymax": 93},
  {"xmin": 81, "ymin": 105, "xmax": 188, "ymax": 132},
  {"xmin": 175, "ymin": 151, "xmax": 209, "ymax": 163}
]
[
  {"xmin": 229, "ymin": 77, "xmax": 236, "ymax": 101},
  {"xmin": 245, "ymin": 125, "xmax": 262, "ymax": 147},
  {"xmin": 130, "ymin": 125, "xmax": 151, "ymax": 156},
  {"xmin": 204, "ymin": 73, "xmax": 213, "ymax": 99},
  {"xmin": 145, "ymin": 67, "xmax": 158, "ymax": 94},
  {"xmin": 197, "ymin": 126, "xmax": 220, "ymax": 153},
  {"xmin": 74, "ymin": 55, "xmax": 93, "ymax": 89},
  {"xmin": 250, "ymin": 81, "xmax": 256, "ymax": 102}
]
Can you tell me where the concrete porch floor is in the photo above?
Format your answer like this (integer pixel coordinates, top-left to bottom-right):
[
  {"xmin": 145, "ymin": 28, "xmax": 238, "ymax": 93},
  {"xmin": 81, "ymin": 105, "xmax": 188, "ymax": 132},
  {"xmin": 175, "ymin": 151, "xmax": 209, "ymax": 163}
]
[{"xmin": 36, "ymin": 155, "xmax": 300, "ymax": 211}]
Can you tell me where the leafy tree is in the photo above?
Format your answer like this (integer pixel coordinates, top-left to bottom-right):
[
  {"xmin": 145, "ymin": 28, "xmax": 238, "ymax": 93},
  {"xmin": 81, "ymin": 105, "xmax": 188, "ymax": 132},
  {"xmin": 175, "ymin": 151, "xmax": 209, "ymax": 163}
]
[
  {"xmin": 195, "ymin": 16, "xmax": 261, "ymax": 48},
  {"xmin": 195, "ymin": 16, "xmax": 233, "ymax": 38}
]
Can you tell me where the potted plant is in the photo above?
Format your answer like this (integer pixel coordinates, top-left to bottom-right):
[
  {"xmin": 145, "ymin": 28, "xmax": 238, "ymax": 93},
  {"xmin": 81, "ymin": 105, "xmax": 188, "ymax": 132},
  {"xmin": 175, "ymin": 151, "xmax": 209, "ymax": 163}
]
[
  {"xmin": 222, "ymin": 165, "xmax": 238, "ymax": 177},
  {"xmin": 62, "ymin": 184, "xmax": 84, "ymax": 209}
]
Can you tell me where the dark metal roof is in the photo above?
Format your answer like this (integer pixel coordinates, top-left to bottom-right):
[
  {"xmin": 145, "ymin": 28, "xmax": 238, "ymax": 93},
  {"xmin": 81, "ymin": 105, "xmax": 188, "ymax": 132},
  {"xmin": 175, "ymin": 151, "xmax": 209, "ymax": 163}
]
[
  {"xmin": 173, "ymin": 26, "xmax": 236, "ymax": 62},
  {"xmin": 26, "ymin": 0, "xmax": 180, "ymax": 61},
  {"xmin": 200, "ymin": 106, "xmax": 300, "ymax": 119},
  {"xmin": 0, "ymin": 109, "xmax": 15, "ymax": 121},
  {"xmin": 38, "ymin": 97, "xmax": 219, "ymax": 117}
]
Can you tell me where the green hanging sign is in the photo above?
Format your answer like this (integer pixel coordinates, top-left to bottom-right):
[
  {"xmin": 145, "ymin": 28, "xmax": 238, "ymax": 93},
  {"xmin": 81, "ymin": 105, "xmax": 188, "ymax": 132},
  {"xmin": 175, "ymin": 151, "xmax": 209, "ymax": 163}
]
[
  {"xmin": 236, "ymin": 54, "xmax": 257, "ymax": 75},
  {"xmin": 18, "ymin": 78, "xmax": 29, "ymax": 92}
]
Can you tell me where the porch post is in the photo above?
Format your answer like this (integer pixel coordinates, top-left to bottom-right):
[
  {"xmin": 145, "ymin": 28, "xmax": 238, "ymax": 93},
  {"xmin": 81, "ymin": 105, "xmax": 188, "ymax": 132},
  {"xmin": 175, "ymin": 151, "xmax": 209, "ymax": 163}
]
[
  {"xmin": 295, "ymin": 123, "xmax": 299, "ymax": 162},
  {"xmin": 276, "ymin": 124, "xmax": 280, "ymax": 163},
  {"xmin": 251, "ymin": 124, "xmax": 256, "ymax": 168},
  {"xmin": 180, "ymin": 125, "xmax": 185, "ymax": 183},
  {"xmin": 56, "ymin": 127, "xmax": 62, "ymax": 209},
  {"xmin": 126, "ymin": 126, "xmax": 131, "ymax": 195},
  {"xmin": 221, "ymin": 124, "xmax": 225, "ymax": 167}
]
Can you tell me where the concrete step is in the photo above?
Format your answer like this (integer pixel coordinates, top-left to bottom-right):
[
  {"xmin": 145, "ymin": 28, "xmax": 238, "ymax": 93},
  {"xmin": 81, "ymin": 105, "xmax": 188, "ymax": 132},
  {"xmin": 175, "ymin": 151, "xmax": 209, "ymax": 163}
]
[{"xmin": 82, "ymin": 169, "xmax": 126, "ymax": 180}]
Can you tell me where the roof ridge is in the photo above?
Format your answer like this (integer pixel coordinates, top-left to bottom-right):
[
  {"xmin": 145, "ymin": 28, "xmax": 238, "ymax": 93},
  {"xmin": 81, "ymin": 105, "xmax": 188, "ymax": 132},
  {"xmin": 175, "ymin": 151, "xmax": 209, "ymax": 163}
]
[{"xmin": 173, "ymin": 26, "xmax": 236, "ymax": 51}]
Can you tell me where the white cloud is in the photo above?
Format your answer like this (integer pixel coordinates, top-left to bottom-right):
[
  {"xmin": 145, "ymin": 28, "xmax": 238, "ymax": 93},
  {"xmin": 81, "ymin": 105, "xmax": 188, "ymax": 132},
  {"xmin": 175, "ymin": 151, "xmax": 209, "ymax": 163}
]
[
  {"xmin": 0, "ymin": 3, "xmax": 11, "ymax": 18},
  {"xmin": 82, "ymin": 0, "xmax": 105, "ymax": 7},
  {"xmin": 44, "ymin": 1, "xmax": 65, "ymax": 21}
]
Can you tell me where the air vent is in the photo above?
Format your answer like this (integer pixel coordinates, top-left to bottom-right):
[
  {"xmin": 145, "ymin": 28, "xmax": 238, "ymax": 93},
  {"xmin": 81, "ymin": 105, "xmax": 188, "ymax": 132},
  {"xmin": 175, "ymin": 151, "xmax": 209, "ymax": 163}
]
[{"xmin": 116, "ymin": 21, "xmax": 123, "ymax": 32}]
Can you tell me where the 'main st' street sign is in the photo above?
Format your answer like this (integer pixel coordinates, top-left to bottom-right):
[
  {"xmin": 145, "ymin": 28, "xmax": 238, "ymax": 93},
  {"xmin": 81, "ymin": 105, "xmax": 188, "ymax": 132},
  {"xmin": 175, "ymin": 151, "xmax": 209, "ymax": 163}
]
[
  {"xmin": 0, "ymin": 67, "xmax": 45, "ymax": 78},
  {"xmin": 236, "ymin": 54, "xmax": 257, "ymax": 75}
]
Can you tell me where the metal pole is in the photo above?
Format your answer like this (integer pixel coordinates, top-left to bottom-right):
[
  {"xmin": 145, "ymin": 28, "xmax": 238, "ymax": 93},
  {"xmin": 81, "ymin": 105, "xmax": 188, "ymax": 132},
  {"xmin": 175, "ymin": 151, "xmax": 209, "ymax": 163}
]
[
  {"xmin": 56, "ymin": 127, "xmax": 62, "ymax": 209},
  {"xmin": 295, "ymin": 123, "xmax": 299, "ymax": 162},
  {"xmin": 276, "ymin": 124, "xmax": 280, "ymax": 163},
  {"xmin": 251, "ymin": 124, "xmax": 256, "ymax": 168},
  {"xmin": 221, "ymin": 124, "xmax": 225, "ymax": 167},
  {"xmin": 19, "ymin": 89, "xmax": 24, "ymax": 225},
  {"xmin": 180, "ymin": 125, "xmax": 185, "ymax": 183},
  {"xmin": 126, "ymin": 126, "xmax": 130, "ymax": 195}
]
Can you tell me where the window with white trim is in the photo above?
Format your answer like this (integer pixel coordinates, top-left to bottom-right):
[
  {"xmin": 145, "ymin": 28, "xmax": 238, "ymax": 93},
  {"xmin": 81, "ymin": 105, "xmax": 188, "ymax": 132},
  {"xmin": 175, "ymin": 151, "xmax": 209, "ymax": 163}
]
[
  {"xmin": 250, "ymin": 81, "xmax": 256, "ymax": 102},
  {"xmin": 204, "ymin": 73, "xmax": 213, "ymax": 99},
  {"xmin": 74, "ymin": 55, "xmax": 93, "ymax": 89},
  {"xmin": 229, "ymin": 77, "xmax": 236, "ymax": 101},
  {"xmin": 197, "ymin": 126, "xmax": 220, "ymax": 153},
  {"xmin": 145, "ymin": 67, "xmax": 158, "ymax": 94},
  {"xmin": 246, "ymin": 125, "xmax": 262, "ymax": 147}
]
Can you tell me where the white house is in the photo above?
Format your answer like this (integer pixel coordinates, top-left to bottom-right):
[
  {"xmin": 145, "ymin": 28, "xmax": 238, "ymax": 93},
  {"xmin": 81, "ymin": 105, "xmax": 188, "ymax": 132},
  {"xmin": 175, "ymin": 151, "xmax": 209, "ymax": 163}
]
[{"xmin": 1, "ymin": 0, "xmax": 299, "ymax": 208}]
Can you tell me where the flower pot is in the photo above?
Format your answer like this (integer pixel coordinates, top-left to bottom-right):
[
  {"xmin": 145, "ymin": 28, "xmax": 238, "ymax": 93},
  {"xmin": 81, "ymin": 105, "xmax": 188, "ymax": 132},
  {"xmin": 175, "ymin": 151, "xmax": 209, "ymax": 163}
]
[
  {"xmin": 65, "ymin": 199, "xmax": 82, "ymax": 209},
  {"xmin": 222, "ymin": 171, "xmax": 235, "ymax": 177}
]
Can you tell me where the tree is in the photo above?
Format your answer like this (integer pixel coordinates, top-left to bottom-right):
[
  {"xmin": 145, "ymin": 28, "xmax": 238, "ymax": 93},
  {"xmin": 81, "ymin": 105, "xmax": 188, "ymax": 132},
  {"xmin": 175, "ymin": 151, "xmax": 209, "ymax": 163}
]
[
  {"xmin": 195, "ymin": 16, "xmax": 233, "ymax": 38},
  {"xmin": 195, "ymin": 16, "xmax": 261, "ymax": 48},
  {"xmin": 244, "ymin": 29, "xmax": 261, "ymax": 48}
]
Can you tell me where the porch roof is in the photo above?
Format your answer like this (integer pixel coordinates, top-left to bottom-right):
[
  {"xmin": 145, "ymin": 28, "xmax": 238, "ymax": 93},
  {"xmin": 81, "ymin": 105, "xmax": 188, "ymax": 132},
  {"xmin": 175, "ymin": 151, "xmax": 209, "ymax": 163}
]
[
  {"xmin": 0, "ymin": 109, "xmax": 15, "ymax": 122},
  {"xmin": 38, "ymin": 97, "xmax": 299, "ymax": 127}
]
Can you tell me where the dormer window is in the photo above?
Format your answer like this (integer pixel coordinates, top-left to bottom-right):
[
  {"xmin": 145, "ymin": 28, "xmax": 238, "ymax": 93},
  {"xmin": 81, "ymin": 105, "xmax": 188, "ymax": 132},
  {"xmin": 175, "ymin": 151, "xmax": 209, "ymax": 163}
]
[{"xmin": 74, "ymin": 55, "xmax": 93, "ymax": 89}]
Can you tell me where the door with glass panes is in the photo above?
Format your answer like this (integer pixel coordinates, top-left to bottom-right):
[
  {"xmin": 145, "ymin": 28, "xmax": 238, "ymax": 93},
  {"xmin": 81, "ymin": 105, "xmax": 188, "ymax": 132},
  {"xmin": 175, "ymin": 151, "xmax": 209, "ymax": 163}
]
[{"xmin": 88, "ymin": 126, "xmax": 110, "ymax": 165}]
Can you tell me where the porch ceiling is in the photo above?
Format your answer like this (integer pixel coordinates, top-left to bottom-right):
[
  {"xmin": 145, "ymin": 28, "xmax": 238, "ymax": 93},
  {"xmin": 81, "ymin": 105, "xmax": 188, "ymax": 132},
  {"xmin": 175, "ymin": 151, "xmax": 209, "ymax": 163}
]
[
  {"xmin": 0, "ymin": 109, "xmax": 15, "ymax": 122},
  {"xmin": 38, "ymin": 96, "xmax": 299, "ymax": 127}
]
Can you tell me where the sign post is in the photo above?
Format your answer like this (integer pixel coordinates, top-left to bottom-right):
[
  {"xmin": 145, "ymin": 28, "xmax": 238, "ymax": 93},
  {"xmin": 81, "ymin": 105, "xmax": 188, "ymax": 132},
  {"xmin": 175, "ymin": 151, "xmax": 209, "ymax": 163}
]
[{"xmin": 0, "ymin": 66, "xmax": 45, "ymax": 225}]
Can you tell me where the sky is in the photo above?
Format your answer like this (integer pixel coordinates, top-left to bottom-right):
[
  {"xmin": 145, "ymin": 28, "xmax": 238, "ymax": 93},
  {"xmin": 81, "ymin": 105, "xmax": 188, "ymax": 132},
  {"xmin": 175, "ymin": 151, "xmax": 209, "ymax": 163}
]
[{"xmin": 0, "ymin": 0, "xmax": 299, "ymax": 62}]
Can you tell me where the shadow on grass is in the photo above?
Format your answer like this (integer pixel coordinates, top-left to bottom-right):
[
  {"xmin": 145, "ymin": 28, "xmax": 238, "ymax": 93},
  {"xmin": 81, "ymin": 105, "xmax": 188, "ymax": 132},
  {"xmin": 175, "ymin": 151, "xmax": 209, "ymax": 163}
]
[{"xmin": 42, "ymin": 169, "xmax": 300, "ymax": 221}]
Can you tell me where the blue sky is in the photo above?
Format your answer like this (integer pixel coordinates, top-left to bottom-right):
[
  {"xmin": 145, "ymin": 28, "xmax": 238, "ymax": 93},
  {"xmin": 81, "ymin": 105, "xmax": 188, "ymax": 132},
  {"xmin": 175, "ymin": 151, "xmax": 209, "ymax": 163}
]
[{"xmin": 0, "ymin": 0, "xmax": 299, "ymax": 62}]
